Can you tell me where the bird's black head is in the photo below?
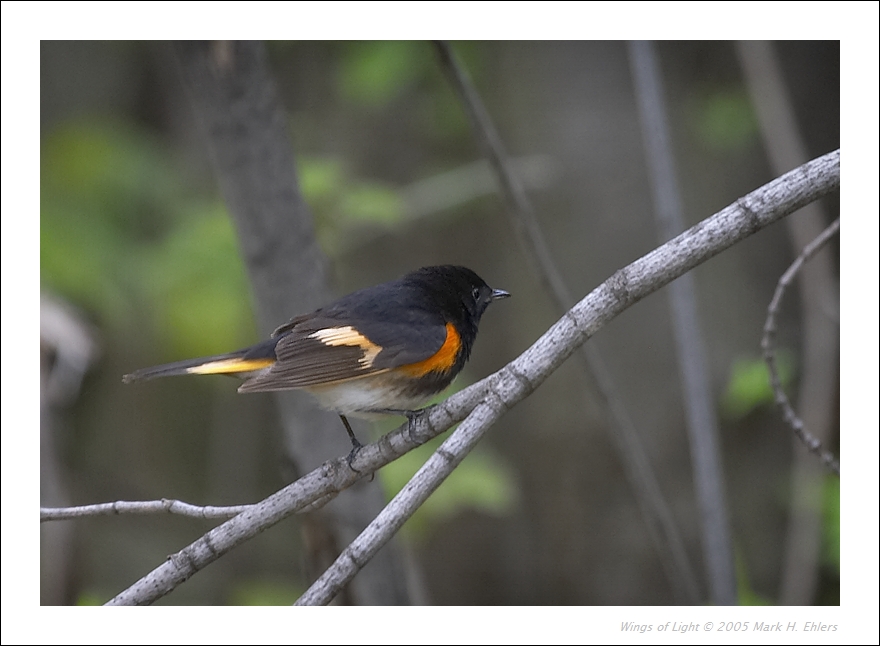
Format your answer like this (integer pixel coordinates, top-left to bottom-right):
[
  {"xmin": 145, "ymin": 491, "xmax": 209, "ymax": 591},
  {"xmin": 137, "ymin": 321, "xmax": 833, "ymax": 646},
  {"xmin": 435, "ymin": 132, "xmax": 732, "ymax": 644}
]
[{"xmin": 407, "ymin": 265, "xmax": 510, "ymax": 327}]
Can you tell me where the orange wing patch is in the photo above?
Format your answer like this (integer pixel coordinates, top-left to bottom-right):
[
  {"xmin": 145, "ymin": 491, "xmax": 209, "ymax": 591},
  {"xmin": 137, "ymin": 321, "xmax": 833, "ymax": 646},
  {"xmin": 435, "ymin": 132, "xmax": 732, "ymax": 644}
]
[
  {"xmin": 187, "ymin": 357, "xmax": 275, "ymax": 375},
  {"xmin": 398, "ymin": 322, "xmax": 461, "ymax": 377},
  {"xmin": 309, "ymin": 326, "xmax": 382, "ymax": 369}
]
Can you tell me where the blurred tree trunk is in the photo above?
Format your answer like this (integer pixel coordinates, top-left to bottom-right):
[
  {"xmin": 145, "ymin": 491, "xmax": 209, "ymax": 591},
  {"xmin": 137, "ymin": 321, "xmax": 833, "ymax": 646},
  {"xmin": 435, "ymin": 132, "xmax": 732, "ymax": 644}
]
[{"xmin": 173, "ymin": 40, "xmax": 411, "ymax": 604}]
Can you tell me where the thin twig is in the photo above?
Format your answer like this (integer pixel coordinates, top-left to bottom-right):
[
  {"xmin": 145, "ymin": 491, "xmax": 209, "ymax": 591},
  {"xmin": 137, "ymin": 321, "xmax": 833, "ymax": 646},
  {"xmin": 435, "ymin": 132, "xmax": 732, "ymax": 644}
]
[
  {"xmin": 762, "ymin": 218, "xmax": 841, "ymax": 475},
  {"xmin": 40, "ymin": 499, "xmax": 254, "ymax": 522},
  {"xmin": 434, "ymin": 40, "xmax": 701, "ymax": 604}
]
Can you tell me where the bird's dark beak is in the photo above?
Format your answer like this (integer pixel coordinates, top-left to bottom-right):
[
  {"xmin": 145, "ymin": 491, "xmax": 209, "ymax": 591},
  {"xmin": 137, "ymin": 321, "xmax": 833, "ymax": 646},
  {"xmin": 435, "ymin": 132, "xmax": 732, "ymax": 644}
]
[{"xmin": 491, "ymin": 288, "xmax": 511, "ymax": 301}]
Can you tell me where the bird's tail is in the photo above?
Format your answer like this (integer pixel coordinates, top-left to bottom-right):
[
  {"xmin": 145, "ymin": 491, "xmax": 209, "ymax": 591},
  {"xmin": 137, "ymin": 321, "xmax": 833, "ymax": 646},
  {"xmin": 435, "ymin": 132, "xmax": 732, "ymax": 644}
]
[{"xmin": 123, "ymin": 341, "xmax": 277, "ymax": 383}]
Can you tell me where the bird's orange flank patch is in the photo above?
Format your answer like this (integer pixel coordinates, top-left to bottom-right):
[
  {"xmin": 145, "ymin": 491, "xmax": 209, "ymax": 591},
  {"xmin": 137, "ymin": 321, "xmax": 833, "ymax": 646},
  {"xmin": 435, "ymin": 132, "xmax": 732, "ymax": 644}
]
[{"xmin": 399, "ymin": 322, "xmax": 461, "ymax": 377}]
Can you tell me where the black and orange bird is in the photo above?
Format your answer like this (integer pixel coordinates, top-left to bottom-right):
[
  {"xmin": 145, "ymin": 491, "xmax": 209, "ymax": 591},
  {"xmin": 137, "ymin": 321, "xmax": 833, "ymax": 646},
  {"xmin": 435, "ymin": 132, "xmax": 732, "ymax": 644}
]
[{"xmin": 124, "ymin": 265, "xmax": 510, "ymax": 455}]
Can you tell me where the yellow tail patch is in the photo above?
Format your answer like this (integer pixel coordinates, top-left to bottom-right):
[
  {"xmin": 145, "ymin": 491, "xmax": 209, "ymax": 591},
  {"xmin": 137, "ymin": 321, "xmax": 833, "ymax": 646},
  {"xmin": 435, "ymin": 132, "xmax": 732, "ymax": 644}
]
[{"xmin": 187, "ymin": 358, "xmax": 275, "ymax": 375}]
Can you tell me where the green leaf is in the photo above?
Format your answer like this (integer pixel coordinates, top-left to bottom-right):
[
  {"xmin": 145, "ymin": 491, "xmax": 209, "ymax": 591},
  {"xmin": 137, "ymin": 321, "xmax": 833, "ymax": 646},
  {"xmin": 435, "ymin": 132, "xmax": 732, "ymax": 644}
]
[
  {"xmin": 339, "ymin": 182, "xmax": 404, "ymax": 225},
  {"xmin": 40, "ymin": 120, "xmax": 180, "ymax": 323},
  {"xmin": 298, "ymin": 157, "xmax": 344, "ymax": 203},
  {"xmin": 694, "ymin": 89, "xmax": 759, "ymax": 152},
  {"xmin": 721, "ymin": 353, "xmax": 794, "ymax": 420},
  {"xmin": 75, "ymin": 591, "xmax": 105, "ymax": 606},
  {"xmin": 141, "ymin": 202, "xmax": 256, "ymax": 358},
  {"xmin": 735, "ymin": 548, "xmax": 772, "ymax": 605},
  {"xmin": 296, "ymin": 155, "xmax": 408, "ymax": 255},
  {"xmin": 338, "ymin": 41, "xmax": 426, "ymax": 107},
  {"xmin": 379, "ymin": 435, "xmax": 516, "ymax": 539},
  {"xmin": 228, "ymin": 580, "xmax": 302, "ymax": 605}
]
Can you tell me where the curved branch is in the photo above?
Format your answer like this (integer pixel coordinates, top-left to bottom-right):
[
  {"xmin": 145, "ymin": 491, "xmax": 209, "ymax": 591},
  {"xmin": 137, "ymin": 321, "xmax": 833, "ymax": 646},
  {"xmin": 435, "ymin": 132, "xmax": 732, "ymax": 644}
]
[{"xmin": 762, "ymin": 218, "xmax": 841, "ymax": 474}]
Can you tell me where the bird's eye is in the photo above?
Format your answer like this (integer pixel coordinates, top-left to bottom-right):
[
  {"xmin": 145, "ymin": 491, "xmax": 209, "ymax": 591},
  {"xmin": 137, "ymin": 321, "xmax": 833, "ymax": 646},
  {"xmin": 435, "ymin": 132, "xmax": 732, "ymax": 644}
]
[{"xmin": 472, "ymin": 287, "xmax": 481, "ymax": 301}]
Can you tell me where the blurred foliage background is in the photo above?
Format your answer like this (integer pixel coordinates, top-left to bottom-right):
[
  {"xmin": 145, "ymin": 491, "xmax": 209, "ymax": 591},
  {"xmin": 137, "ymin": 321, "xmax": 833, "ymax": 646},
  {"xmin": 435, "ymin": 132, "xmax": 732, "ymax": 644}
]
[{"xmin": 40, "ymin": 41, "xmax": 839, "ymax": 605}]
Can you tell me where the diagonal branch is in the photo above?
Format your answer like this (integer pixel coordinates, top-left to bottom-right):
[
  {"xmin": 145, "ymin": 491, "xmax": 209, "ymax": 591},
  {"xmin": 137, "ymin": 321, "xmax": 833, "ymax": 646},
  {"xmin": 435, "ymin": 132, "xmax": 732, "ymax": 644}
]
[{"xmin": 296, "ymin": 150, "xmax": 841, "ymax": 605}]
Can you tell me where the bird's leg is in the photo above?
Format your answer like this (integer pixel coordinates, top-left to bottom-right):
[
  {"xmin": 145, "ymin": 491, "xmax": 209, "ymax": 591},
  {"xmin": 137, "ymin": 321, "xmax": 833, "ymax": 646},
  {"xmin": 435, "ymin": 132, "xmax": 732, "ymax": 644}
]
[{"xmin": 339, "ymin": 414, "xmax": 363, "ymax": 470}]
